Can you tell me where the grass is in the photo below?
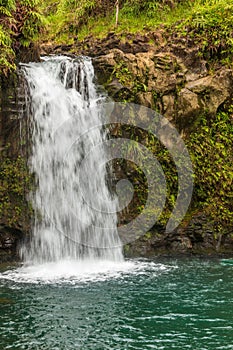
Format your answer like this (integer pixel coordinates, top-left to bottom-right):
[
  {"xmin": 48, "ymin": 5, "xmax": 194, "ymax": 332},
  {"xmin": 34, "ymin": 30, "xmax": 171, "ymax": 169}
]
[
  {"xmin": 39, "ymin": 0, "xmax": 195, "ymax": 43},
  {"xmin": 37, "ymin": 0, "xmax": 233, "ymax": 68}
]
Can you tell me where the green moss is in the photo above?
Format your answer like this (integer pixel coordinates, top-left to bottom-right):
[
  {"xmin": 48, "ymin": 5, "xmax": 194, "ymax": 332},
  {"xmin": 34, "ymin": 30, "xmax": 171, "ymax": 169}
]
[
  {"xmin": 145, "ymin": 232, "xmax": 152, "ymax": 240},
  {"xmin": 0, "ymin": 154, "xmax": 33, "ymax": 227}
]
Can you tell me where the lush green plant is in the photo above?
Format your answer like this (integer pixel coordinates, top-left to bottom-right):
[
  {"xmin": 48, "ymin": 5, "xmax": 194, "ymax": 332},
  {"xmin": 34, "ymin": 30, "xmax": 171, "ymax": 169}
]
[
  {"xmin": 0, "ymin": 0, "xmax": 43, "ymax": 75},
  {"xmin": 121, "ymin": 0, "xmax": 162, "ymax": 18},
  {"xmin": 39, "ymin": 0, "xmax": 115, "ymax": 43},
  {"xmin": 179, "ymin": 0, "xmax": 233, "ymax": 61},
  {"xmin": 114, "ymin": 123, "xmax": 178, "ymax": 228},
  {"xmin": 0, "ymin": 25, "xmax": 15, "ymax": 74},
  {"xmin": 37, "ymin": 0, "xmax": 233, "ymax": 57},
  {"xmin": 188, "ymin": 109, "xmax": 233, "ymax": 233},
  {"xmin": 115, "ymin": 107, "xmax": 233, "ymax": 235},
  {"xmin": 0, "ymin": 0, "xmax": 16, "ymax": 74}
]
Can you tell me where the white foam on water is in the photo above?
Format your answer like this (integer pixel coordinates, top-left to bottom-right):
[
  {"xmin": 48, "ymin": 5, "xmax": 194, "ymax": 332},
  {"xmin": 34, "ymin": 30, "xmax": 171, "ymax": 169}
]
[
  {"xmin": 5, "ymin": 56, "xmax": 178, "ymax": 286},
  {"xmin": 0, "ymin": 260, "xmax": 175, "ymax": 285}
]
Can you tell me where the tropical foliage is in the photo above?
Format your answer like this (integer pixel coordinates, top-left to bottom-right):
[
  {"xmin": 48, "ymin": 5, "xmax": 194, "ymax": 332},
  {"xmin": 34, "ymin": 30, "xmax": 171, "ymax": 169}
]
[
  {"xmin": 0, "ymin": 0, "xmax": 43, "ymax": 75},
  {"xmin": 188, "ymin": 110, "xmax": 233, "ymax": 234},
  {"xmin": 0, "ymin": 0, "xmax": 232, "ymax": 237},
  {"xmin": 38, "ymin": 0, "xmax": 233, "ymax": 62}
]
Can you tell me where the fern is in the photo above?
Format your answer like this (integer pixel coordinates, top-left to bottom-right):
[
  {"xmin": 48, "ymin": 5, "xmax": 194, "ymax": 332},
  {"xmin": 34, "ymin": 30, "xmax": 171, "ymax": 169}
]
[
  {"xmin": 0, "ymin": 0, "xmax": 43, "ymax": 75},
  {"xmin": 0, "ymin": 5, "xmax": 13, "ymax": 16},
  {"xmin": 0, "ymin": 0, "xmax": 15, "ymax": 12},
  {"xmin": 0, "ymin": 25, "xmax": 12, "ymax": 46}
]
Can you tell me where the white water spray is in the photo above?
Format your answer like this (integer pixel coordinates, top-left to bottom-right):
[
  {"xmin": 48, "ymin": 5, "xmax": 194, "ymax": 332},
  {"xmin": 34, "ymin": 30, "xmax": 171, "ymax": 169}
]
[{"xmin": 20, "ymin": 56, "xmax": 123, "ymax": 264}]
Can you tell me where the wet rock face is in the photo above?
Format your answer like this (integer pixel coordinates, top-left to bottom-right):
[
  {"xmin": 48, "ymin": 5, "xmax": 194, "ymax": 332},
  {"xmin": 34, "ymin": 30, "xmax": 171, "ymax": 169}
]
[
  {"xmin": 1, "ymin": 34, "xmax": 232, "ymax": 260},
  {"xmin": 41, "ymin": 32, "xmax": 154, "ymax": 57},
  {"xmin": 93, "ymin": 48, "xmax": 233, "ymax": 131},
  {"xmin": 125, "ymin": 213, "xmax": 233, "ymax": 258},
  {"xmin": 88, "ymin": 32, "xmax": 233, "ymax": 256},
  {"xmin": 0, "ymin": 45, "xmax": 40, "ymax": 263},
  {"xmin": 42, "ymin": 31, "xmax": 233, "ymax": 132},
  {"xmin": 0, "ymin": 73, "xmax": 27, "ymax": 157},
  {"xmin": 0, "ymin": 225, "xmax": 23, "ymax": 262},
  {"xmin": 16, "ymin": 43, "xmax": 40, "ymax": 65},
  {"xmin": 0, "ymin": 72, "xmax": 31, "ymax": 262},
  {"xmin": 0, "ymin": 42, "xmax": 40, "ymax": 159}
]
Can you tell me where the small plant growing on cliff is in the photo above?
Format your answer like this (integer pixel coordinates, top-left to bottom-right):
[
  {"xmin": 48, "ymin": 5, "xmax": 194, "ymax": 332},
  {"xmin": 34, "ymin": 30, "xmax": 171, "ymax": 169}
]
[{"xmin": 188, "ymin": 109, "xmax": 233, "ymax": 234}]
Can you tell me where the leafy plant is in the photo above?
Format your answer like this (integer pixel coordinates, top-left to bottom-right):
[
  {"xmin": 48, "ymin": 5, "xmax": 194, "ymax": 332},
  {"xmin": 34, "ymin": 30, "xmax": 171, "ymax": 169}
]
[
  {"xmin": 0, "ymin": 0, "xmax": 43, "ymax": 75},
  {"xmin": 188, "ymin": 109, "xmax": 233, "ymax": 233},
  {"xmin": 181, "ymin": 0, "xmax": 233, "ymax": 60}
]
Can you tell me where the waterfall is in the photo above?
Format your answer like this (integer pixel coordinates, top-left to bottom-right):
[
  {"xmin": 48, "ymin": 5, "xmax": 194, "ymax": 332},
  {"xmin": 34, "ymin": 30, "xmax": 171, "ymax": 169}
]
[{"xmin": 20, "ymin": 56, "xmax": 123, "ymax": 264}]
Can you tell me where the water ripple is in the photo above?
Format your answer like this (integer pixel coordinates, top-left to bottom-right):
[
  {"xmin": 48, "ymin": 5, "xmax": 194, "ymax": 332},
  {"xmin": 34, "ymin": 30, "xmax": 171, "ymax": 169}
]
[{"xmin": 0, "ymin": 258, "xmax": 233, "ymax": 350}]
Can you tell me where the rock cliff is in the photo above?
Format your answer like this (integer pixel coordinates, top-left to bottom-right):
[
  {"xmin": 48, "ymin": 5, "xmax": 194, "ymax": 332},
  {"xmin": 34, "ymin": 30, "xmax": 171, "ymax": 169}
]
[{"xmin": 1, "ymin": 29, "xmax": 232, "ymax": 261}]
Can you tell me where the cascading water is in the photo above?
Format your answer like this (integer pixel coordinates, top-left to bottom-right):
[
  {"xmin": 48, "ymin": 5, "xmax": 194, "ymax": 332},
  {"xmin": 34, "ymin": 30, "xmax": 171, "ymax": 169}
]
[
  {"xmin": 20, "ymin": 56, "xmax": 123, "ymax": 264},
  {"xmin": 0, "ymin": 56, "xmax": 173, "ymax": 285}
]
